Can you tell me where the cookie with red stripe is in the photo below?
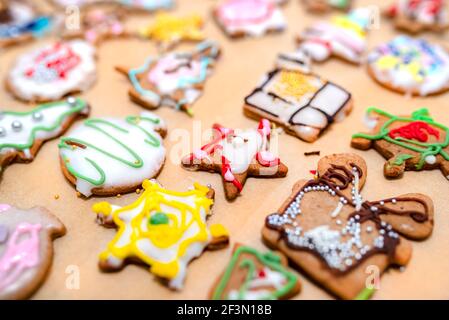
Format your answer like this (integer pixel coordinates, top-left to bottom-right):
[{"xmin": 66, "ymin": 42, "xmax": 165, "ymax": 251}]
[
  {"xmin": 302, "ymin": 0, "xmax": 352, "ymax": 13},
  {"xmin": 181, "ymin": 119, "xmax": 288, "ymax": 201},
  {"xmin": 351, "ymin": 107, "xmax": 449, "ymax": 180}
]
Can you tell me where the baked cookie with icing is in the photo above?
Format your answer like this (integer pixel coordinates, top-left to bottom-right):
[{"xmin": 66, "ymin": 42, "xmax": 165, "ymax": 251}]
[
  {"xmin": 385, "ymin": 0, "xmax": 448, "ymax": 33},
  {"xmin": 0, "ymin": 204, "xmax": 66, "ymax": 300},
  {"xmin": 0, "ymin": 0, "xmax": 52, "ymax": 48},
  {"xmin": 48, "ymin": 0, "xmax": 106, "ymax": 8},
  {"xmin": 352, "ymin": 107, "xmax": 449, "ymax": 180},
  {"xmin": 367, "ymin": 36, "xmax": 449, "ymax": 96},
  {"xmin": 210, "ymin": 244, "xmax": 301, "ymax": 300},
  {"xmin": 297, "ymin": 7, "xmax": 373, "ymax": 64},
  {"xmin": 92, "ymin": 180, "xmax": 229, "ymax": 290},
  {"xmin": 244, "ymin": 52, "xmax": 353, "ymax": 142},
  {"xmin": 117, "ymin": 0, "xmax": 174, "ymax": 12},
  {"xmin": 302, "ymin": 0, "xmax": 352, "ymax": 13},
  {"xmin": 58, "ymin": 112, "xmax": 166, "ymax": 197},
  {"xmin": 61, "ymin": 3, "xmax": 128, "ymax": 46},
  {"xmin": 6, "ymin": 40, "xmax": 97, "ymax": 102},
  {"xmin": 116, "ymin": 41, "xmax": 220, "ymax": 116},
  {"xmin": 0, "ymin": 97, "xmax": 90, "ymax": 179},
  {"xmin": 181, "ymin": 119, "xmax": 288, "ymax": 201},
  {"xmin": 262, "ymin": 153, "xmax": 434, "ymax": 299},
  {"xmin": 139, "ymin": 13, "xmax": 205, "ymax": 51},
  {"xmin": 213, "ymin": 0, "xmax": 287, "ymax": 38}
]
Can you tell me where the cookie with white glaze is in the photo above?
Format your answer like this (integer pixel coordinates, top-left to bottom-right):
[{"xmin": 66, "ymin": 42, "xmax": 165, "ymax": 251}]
[
  {"xmin": 367, "ymin": 36, "xmax": 449, "ymax": 96},
  {"xmin": 0, "ymin": 97, "xmax": 90, "ymax": 179},
  {"xmin": 117, "ymin": 0, "xmax": 174, "ymax": 12},
  {"xmin": 6, "ymin": 40, "xmax": 97, "ymax": 102},
  {"xmin": 213, "ymin": 0, "xmax": 287, "ymax": 38},
  {"xmin": 262, "ymin": 153, "xmax": 434, "ymax": 299},
  {"xmin": 182, "ymin": 119, "xmax": 288, "ymax": 201},
  {"xmin": 384, "ymin": 0, "xmax": 449, "ymax": 34},
  {"xmin": 0, "ymin": 204, "xmax": 66, "ymax": 300},
  {"xmin": 244, "ymin": 52, "xmax": 353, "ymax": 142},
  {"xmin": 0, "ymin": 0, "xmax": 52, "ymax": 48},
  {"xmin": 92, "ymin": 180, "xmax": 229, "ymax": 290},
  {"xmin": 302, "ymin": 0, "xmax": 352, "ymax": 13},
  {"xmin": 351, "ymin": 107, "xmax": 449, "ymax": 180},
  {"xmin": 58, "ymin": 112, "xmax": 167, "ymax": 197},
  {"xmin": 210, "ymin": 244, "xmax": 301, "ymax": 300}
]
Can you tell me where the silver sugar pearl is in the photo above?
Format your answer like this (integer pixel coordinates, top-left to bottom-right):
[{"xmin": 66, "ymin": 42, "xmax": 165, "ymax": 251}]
[
  {"xmin": 11, "ymin": 121, "xmax": 22, "ymax": 132},
  {"xmin": 32, "ymin": 112, "xmax": 43, "ymax": 122},
  {"xmin": 66, "ymin": 96, "xmax": 77, "ymax": 106},
  {"xmin": 0, "ymin": 127, "xmax": 6, "ymax": 137}
]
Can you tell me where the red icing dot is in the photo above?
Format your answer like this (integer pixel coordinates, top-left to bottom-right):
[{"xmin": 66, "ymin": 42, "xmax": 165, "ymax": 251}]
[
  {"xmin": 310, "ymin": 170, "xmax": 317, "ymax": 175},
  {"xmin": 389, "ymin": 121, "xmax": 439, "ymax": 143},
  {"xmin": 258, "ymin": 269, "xmax": 266, "ymax": 278}
]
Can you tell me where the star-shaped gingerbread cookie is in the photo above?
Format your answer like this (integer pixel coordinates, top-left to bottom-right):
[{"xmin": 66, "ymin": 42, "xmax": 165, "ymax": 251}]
[
  {"xmin": 115, "ymin": 41, "xmax": 220, "ymax": 116},
  {"xmin": 351, "ymin": 107, "xmax": 449, "ymax": 180},
  {"xmin": 181, "ymin": 119, "xmax": 288, "ymax": 201},
  {"xmin": 262, "ymin": 153, "xmax": 434, "ymax": 299},
  {"xmin": 139, "ymin": 13, "xmax": 205, "ymax": 51}
]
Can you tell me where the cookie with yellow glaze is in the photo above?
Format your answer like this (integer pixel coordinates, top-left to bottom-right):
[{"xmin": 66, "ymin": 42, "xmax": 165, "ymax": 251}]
[{"xmin": 92, "ymin": 180, "xmax": 229, "ymax": 290}]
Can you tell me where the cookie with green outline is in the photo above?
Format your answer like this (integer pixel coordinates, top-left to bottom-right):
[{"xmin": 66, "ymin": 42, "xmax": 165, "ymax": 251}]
[
  {"xmin": 351, "ymin": 108, "xmax": 449, "ymax": 180},
  {"xmin": 302, "ymin": 0, "xmax": 352, "ymax": 13},
  {"xmin": 262, "ymin": 153, "xmax": 434, "ymax": 299},
  {"xmin": 58, "ymin": 111, "xmax": 167, "ymax": 197},
  {"xmin": 0, "ymin": 97, "xmax": 89, "ymax": 179},
  {"xmin": 210, "ymin": 244, "xmax": 301, "ymax": 300}
]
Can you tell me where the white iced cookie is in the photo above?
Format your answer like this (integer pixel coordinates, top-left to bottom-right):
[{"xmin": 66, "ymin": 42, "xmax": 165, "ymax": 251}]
[
  {"xmin": 7, "ymin": 40, "xmax": 97, "ymax": 102},
  {"xmin": 367, "ymin": 36, "xmax": 449, "ymax": 96},
  {"xmin": 213, "ymin": 0, "xmax": 286, "ymax": 38},
  {"xmin": 58, "ymin": 112, "xmax": 167, "ymax": 197}
]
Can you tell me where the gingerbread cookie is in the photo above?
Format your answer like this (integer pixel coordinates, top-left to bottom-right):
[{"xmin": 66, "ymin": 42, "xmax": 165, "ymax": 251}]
[
  {"xmin": 385, "ymin": 0, "xmax": 448, "ymax": 34},
  {"xmin": 139, "ymin": 13, "xmax": 205, "ymax": 51},
  {"xmin": 116, "ymin": 41, "xmax": 220, "ymax": 116},
  {"xmin": 244, "ymin": 52, "xmax": 353, "ymax": 142},
  {"xmin": 367, "ymin": 36, "xmax": 449, "ymax": 96},
  {"xmin": 0, "ymin": 204, "xmax": 66, "ymax": 300},
  {"xmin": 302, "ymin": 0, "xmax": 352, "ymax": 13},
  {"xmin": 0, "ymin": 97, "xmax": 90, "ymax": 179},
  {"xmin": 6, "ymin": 40, "xmax": 97, "ymax": 102},
  {"xmin": 58, "ymin": 112, "xmax": 166, "ymax": 197},
  {"xmin": 48, "ymin": 0, "xmax": 106, "ymax": 8},
  {"xmin": 61, "ymin": 4, "xmax": 128, "ymax": 45},
  {"xmin": 117, "ymin": 0, "xmax": 174, "ymax": 12},
  {"xmin": 181, "ymin": 119, "xmax": 288, "ymax": 201},
  {"xmin": 213, "ymin": 0, "xmax": 287, "ymax": 38},
  {"xmin": 93, "ymin": 180, "xmax": 229, "ymax": 290},
  {"xmin": 210, "ymin": 244, "xmax": 301, "ymax": 300},
  {"xmin": 351, "ymin": 108, "xmax": 449, "ymax": 180},
  {"xmin": 0, "ymin": 0, "xmax": 52, "ymax": 48},
  {"xmin": 297, "ymin": 7, "xmax": 373, "ymax": 64},
  {"xmin": 262, "ymin": 153, "xmax": 434, "ymax": 299}
]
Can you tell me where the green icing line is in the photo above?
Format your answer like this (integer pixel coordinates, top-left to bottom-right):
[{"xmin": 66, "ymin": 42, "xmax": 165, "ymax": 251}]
[
  {"xmin": 392, "ymin": 154, "xmax": 414, "ymax": 166},
  {"xmin": 0, "ymin": 98, "xmax": 87, "ymax": 151},
  {"xmin": 352, "ymin": 107, "xmax": 449, "ymax": 170},
  {"xmin": 58, "ymin": 114, "xmax": 162, "ymax": 187},
  {"xmin": 211, "ymin": 246, "xmax": 298, "ymax": 300},
  {"xmin": 354, "ymin": 287, "xmax": 376, "ymax": 300}
]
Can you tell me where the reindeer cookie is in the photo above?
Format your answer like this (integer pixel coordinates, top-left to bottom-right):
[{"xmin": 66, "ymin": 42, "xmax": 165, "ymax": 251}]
[
  {"xmin": 0, "ymin": 0, "xmax": 52, "ymax": 48},
  {"xmin": 302, "ymin": 0, "xmax": 352, "ymax": 13},
  {"xmin": 213, "ymin": 0, "xmax": 287, "ymax": 38},
  {"xmin": 93, "ymin": 180, "xmax": 229, "ymax": 290},
  {"xmin": 61, "ymin": 4, "xmax": 128, "ymax": 46},
  {"xmin": 182, "ymin": 119, "xmax": 288, "ymax": 201},
  {"xmin": 210, "ymin": 244, "xmax": 301, "ymax": 300},
  {"xmin": 58, "ymin": 112, "xmax": 166, "ymax": 197},
  {"xmin": 0, "ymin": 204, "xmax": 66, "ymax": 300},
  {"xmin": 6, "ymin": 40, "xmax": 97, "ymax": 102},
  {"xmin": 116, "ymin": 41, "xmax": 220, "ymax": 116},
  {"xmin": 262, "ymin": 153, "xmax": 434, "ymax": 299},
  {"xmin": 139, "ymin": 13, "xmax": 205, "ymax": 51},
  {"xmin": 244, "ymin": 52, "xmax": 353, "ymax": 142},
  {"xmin": 385, "ymin": 0, "xmax": 448, "ymax": 34},
  {"xmin": 297, "ymin": 7, "xmax": 373, "ymax": 64},
  {"xmin": 367, "ymin": 36, "xmax": 449, "ymax": 96},
  {"xmin": 351, "ymin": 108, "xmax": 449, "ymax": 180},
  {"xmin": 0, "ymin": 97, "xmax": 90, "ymax": 179}
]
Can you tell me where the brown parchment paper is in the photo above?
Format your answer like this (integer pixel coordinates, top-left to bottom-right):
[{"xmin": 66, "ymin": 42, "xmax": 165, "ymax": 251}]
[{"xmin": 0, "ymin": 0, "xmax": 449, "ymax": 300}]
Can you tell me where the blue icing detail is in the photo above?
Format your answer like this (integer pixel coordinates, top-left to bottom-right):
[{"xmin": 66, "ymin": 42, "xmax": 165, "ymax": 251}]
[{"xmin": 0, "ymin": 16, "xmax": 52, "ymax": 39}]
